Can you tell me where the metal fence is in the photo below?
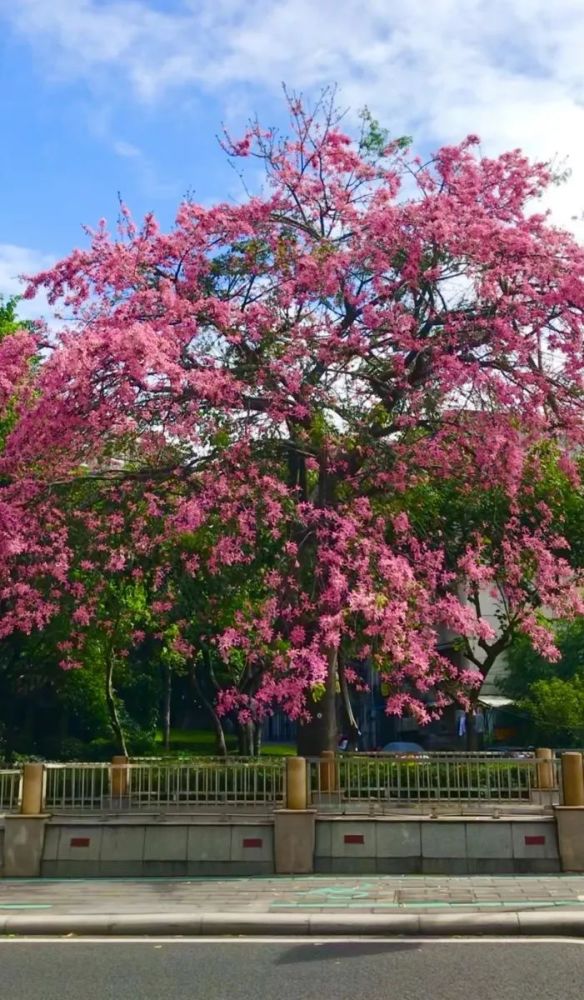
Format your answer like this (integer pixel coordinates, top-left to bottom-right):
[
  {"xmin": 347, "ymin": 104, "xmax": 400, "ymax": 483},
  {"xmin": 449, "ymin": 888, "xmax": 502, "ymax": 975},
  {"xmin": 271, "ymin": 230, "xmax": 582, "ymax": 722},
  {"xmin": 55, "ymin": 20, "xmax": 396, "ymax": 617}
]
[
  {"xmin": 12, "ymin": 752, "xmax": 565, "ymax": 816},
  {"xmin": 45, "ymin": 762, "xmax": 111, "ymax": 812},
  {"xmin": 307, "ymin": 752, "xmax": 558, "ymax": 812},
  {"xmin": 44, "ymin": 758, "xmax": 286, "ymax": 813},
  {"xmin": 0, "ymin": 768, "xmax": 22, "ymax": 813}
]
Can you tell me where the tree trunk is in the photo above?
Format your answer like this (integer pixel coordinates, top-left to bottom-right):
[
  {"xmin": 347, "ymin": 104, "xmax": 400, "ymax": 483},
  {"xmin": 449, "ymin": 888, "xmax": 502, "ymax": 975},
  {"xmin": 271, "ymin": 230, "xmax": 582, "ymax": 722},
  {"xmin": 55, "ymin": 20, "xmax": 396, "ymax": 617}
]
[
  {"xmin": 297, "ymin": 647, "xmax": 338, "ymax": 755},
  {"xmin": 296, "ymin": 444, "xmax": 339, "ymax": 756},
  {"xmin": 338, "ymin": 655, "xmax": 360, "ymax": 750},
  {"xmin": 208, "ymin": 709, "xmax": 228, "ymax": 757},
  {"xmin": 105, "ymin": 652, "xmax": 128, "ymax": 757},
  {"xmin": 253, "ymin": 721, "xmax": 262, "ymax": 757},
  {"xmin": 237, "ymin": 720, "xmax": 255, "ymax": 756},
  {"xmin": 162, "ymin": 661, "xmax": 172, "ymax": 751},
  {"xmin": 191, "ymin": 664, "xmax": 228, "ymax": 757}
]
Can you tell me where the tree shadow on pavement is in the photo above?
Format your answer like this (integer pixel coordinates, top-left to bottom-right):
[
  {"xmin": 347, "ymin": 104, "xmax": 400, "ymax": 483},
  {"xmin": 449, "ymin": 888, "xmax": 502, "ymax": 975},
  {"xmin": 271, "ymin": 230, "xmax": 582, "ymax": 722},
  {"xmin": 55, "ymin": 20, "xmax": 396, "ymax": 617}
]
[{"xmin": 275, "ymin": 942, "xmax": 421, "ymax": 964}]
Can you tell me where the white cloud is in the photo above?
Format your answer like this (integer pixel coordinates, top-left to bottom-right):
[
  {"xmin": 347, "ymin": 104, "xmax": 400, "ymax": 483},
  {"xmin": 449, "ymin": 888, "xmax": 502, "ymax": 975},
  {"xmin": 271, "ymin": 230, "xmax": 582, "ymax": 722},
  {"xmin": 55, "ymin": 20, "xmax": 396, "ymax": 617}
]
[
  {"xmin": 112, "ymin": 139, "xmax": 141, "ymax": 159},
  {"xmin": 2, "ymin": 0, "xmax": 584, "ymax": 232},
  {"xmin": 84, "ymin": 104, "xmax": 180, "ymax": 198},
  {"xmin": 0, "ymin": 244, "xmax": 56, "ymax": 324}
]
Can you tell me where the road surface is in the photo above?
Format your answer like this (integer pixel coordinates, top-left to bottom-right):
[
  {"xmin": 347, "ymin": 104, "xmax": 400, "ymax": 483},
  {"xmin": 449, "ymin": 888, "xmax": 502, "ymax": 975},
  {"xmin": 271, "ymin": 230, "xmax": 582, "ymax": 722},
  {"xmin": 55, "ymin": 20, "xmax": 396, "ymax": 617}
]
[{"xmin": 1, "ymin": 939, "xmax": 583, "ymax": 1000}]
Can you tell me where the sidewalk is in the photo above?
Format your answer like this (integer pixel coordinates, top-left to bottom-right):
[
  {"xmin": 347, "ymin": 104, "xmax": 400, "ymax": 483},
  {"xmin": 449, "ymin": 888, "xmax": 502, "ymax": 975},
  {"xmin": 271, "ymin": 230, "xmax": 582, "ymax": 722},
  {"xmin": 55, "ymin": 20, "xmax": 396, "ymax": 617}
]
[{"xmin": 1, "ymin": 876, "xmax": 584, "ymax": 936}]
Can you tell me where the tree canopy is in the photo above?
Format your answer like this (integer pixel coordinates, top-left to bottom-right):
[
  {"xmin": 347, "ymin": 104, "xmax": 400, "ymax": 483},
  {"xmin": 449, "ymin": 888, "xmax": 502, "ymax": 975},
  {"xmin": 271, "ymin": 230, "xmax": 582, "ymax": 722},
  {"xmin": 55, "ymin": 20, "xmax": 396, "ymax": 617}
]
[{"xmin": 2, "ymin": 94, "xmax": 584, "ymax": 752}]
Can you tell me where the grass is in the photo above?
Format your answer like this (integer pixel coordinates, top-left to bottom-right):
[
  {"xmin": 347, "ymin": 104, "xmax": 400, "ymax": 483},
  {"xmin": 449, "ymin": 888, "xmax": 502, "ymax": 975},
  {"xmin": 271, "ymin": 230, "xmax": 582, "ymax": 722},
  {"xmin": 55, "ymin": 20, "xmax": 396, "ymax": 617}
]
[{"xmin": 153, "ymin": 728, "xmax": 295, "ymax": 757}]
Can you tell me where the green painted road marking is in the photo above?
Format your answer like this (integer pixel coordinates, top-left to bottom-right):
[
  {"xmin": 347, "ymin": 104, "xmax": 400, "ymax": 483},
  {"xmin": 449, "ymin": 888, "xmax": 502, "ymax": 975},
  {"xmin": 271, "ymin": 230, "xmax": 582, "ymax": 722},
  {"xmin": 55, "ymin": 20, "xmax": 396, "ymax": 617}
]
[
  {"xmin": 293, "ymin": 884, "xmax": 377, "ymax": 897},
  {"xmin": 0, "ymin": 904, "xmax": 52, "ymax": 910}
]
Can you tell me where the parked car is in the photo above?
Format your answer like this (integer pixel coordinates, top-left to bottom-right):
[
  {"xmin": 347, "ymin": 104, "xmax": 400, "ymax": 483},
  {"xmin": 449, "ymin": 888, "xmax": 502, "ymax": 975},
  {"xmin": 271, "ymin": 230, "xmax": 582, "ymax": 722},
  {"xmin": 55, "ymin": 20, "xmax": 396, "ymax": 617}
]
[
  {"xmin": 491, "ymin": 746, "xmax": 533, "ymax": 759},
  {"xmin": 381, "ymin": 741, "xmax": 426, "ymax": 755}
]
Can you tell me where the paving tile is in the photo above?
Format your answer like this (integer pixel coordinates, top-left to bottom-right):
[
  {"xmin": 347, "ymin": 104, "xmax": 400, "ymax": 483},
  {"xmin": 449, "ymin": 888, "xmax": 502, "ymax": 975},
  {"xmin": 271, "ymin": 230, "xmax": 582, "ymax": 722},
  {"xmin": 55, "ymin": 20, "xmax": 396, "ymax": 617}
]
[{"xmin": 2, "ymin": 873, "xmax": 584, "ymax": 918}]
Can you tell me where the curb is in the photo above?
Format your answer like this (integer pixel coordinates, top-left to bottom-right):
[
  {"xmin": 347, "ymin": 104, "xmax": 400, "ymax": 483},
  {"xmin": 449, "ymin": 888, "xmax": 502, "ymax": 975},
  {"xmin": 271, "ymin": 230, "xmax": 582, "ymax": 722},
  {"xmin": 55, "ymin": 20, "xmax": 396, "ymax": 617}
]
[{"xmin": 1, "ymin": 910, "xmax": 584, "ymax": 937}]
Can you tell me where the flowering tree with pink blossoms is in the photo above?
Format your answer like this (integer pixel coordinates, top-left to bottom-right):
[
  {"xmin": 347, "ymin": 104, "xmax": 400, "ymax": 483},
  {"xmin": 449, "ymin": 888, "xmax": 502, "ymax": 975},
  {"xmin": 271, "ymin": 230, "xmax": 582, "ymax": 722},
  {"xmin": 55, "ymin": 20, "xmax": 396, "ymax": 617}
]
[
  {"xmin": 3, "ymin": 95, "xmax": 584, "ymax": 753},
  {"xmin": 0, "ymin": 298, "xmax": 40, "ymax": 569}
]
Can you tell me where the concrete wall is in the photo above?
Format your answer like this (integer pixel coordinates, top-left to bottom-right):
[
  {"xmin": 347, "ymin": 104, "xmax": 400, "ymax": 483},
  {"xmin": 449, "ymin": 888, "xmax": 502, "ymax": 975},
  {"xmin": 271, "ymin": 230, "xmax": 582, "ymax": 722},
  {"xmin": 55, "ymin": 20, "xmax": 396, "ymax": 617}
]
[
  {"xmin": 314, "ymin": 816, "xmax": 560, "ymax": 875},
  {"xmin": 41, "ymin": 818, "xmax": 274, "ymax": 878},
  {"xmin": 1, "ymin": 812, "xmax": 562, "ymax": 878}
]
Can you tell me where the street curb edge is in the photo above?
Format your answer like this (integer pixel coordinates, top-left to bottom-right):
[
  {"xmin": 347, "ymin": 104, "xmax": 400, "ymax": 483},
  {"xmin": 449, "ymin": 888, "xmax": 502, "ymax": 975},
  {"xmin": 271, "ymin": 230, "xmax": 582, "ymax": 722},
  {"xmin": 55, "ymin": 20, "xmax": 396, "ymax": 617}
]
[{"xmin": 1, "ymin": 910, "xmax": 584, "ymax": 937}]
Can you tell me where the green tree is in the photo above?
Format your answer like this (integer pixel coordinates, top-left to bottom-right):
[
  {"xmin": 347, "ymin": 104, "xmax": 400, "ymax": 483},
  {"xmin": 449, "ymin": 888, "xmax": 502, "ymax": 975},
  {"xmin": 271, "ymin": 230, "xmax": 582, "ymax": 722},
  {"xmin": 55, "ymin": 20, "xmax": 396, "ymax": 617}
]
[
  {"xmin": 520, "ymin": 674, "xmax": 584, "ymax": 746},
  {"xmin": 503, "ymin": 616, "xmax": 584, "ymax": 746},
  {"xmin": 165, "ymin": 511, "xmax": 291, "ymax": 756}
]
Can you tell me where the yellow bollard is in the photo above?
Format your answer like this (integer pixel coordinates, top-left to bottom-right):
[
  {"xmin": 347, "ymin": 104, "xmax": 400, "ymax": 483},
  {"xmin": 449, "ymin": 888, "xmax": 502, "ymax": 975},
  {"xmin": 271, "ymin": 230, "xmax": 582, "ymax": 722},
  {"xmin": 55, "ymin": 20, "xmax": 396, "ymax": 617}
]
[
  {"xmin": 286, "ymin": 757, "xmax": 307, "ymax": 810},
  {"xmin": 561, "ymin": 752, "xmax": 584, "ymax": 807},
  {"xmin": 536, "ymin": 748, "xmax": 554, "ymax": 790},
  {"xmin": 20, "ymin": 763, "xmax": 45, "ymax": 815},
  {"xmin": 319, "ymin": 750, "xmax": 337, "ymax": 793},
  {"xmin": 111, "ymin": 755, "xmax": 129, "ymax": 799}
]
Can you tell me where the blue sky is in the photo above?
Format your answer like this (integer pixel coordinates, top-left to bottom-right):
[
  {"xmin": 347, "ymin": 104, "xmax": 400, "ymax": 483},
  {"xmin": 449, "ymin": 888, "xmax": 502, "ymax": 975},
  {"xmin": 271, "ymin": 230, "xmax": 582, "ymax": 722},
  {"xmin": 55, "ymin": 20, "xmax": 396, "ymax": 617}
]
[{"xmin": 1, "ymin": 0, "xmax": 583, "ymax": 320}]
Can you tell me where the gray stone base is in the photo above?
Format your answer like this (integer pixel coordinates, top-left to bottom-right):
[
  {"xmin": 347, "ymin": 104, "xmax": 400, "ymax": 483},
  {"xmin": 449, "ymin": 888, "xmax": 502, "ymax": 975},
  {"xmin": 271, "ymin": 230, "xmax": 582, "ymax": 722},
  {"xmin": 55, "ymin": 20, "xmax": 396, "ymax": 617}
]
[
  {"xmin": 41, "ymin": 859, "xmax": 274, "ymax": 878},
  {"xmin": 6, "ymin": 812, "xmax": 562, "ymax": 880},
  {"xmin": 313, "ymin": 815, "xmax": 559, "ymax": 875},
  {"xmin": 39, "ymin": 818, "xmax": 275, "ymax": 878},
  {"xmin": 555, "ymin": 807, "xmax": 584, "ymax": 872},
  {"xmin": 314, "ymin": 856, "xmax": 560, "ymax": 875},
  {"xmin": 530, "ymin": 789, "xmax": 559, "ymax": 808},
  {"xmin": 3, "ymin": 816, "xmax": 48, "ymax": 877},
  {"xmin": 274, "ymin": 810, "xmax": 316, "ymax": 874}
]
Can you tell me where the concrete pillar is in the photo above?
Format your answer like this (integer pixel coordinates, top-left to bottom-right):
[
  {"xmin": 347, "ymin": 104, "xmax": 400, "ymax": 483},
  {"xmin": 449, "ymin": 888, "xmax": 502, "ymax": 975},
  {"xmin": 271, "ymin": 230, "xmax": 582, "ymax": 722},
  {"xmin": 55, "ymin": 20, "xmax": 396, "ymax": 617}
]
[
  {"xmin": 20, "ymin": 763, "xmax": 45, "ymax": 815},
  {"xmin": 319, "ymin": 750, "xmax": 337, "ymax": 793},
  {"xmin": 3, "ymin": 817, "xmax": 48, "ymax": 876},
  {"xmin": 555, "ymin": 807, "xmax": 584, "ymax": 872},
  {"xmin": 111, "ymin": 756, "xmax": 129, "ymax": 799},
  {"xmin": 286, "ymin": 757, "xmax": 307, "ymax": 810},
  {"xmin": 274, "ymin": 810, "xmax": 316, "ymax": 874},
  {"xmin": 561, "ymin": 752, "xmax": 584, "ymax": 807},
  {"xmin": 536, "ymin": 748, "xmax": 555, "ymax": 790}
]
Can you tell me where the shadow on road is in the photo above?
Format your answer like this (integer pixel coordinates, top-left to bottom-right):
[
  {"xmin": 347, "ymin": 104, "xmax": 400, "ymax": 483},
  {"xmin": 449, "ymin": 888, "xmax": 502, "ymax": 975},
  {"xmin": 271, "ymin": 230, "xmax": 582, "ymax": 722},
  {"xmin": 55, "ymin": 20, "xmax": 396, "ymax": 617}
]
[{"xmin": 275, "ymin": 941, "xmax": 421, "ymax": 964}]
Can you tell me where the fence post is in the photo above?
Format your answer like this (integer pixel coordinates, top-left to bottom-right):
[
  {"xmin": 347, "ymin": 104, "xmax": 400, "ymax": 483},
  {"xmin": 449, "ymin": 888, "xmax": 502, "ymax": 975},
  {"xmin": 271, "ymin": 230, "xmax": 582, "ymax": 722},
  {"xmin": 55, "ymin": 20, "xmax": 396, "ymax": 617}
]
[
  {"xmin": 275, "ymin": 756, "xmax": 316, "ymax": 874},
  {"xmin": 555, "ymin": 752, "xmax": 584, "ymax": 872},
  {"xmin": 20, "ymin": 762, "xmax": 45, "ymax": 815},
  {"xmin": 561, "ymin": 752, "xmax": 584, "ymax": 806},
  {"xmin": 111, "ymin": 755, "xmax": 129, "ymax": 800},
  {"xmin": 285, "ymin": 757, "xmax": 307, "ymax": 810},
  {"xmin": 319, "ymin": 750, "xmax": 337, "ymax": 793},
  {"xmin": 3, "ymin": 763, "xmax": 48, "ymax": 877},
  {"xmin": 536, "ymin": 748, "xmax": 554, "ymax": 790}
]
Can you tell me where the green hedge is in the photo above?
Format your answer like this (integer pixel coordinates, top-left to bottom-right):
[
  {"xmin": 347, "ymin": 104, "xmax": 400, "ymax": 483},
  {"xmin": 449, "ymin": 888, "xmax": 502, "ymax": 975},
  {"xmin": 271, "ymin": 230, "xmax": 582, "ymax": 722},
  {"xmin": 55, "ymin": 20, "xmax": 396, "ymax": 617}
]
[{"xmin": 326, "ymin": 758, "xmax": 535, "ymax": 800}]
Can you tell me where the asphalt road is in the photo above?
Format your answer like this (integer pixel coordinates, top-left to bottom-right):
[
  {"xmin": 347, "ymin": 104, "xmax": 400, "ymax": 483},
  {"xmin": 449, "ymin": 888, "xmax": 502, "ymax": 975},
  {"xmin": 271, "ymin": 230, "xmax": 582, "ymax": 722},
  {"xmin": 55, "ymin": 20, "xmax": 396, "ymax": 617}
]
[{"xmin": 1, "ymin": 939, "xmax": 583, "ymax": 1000}]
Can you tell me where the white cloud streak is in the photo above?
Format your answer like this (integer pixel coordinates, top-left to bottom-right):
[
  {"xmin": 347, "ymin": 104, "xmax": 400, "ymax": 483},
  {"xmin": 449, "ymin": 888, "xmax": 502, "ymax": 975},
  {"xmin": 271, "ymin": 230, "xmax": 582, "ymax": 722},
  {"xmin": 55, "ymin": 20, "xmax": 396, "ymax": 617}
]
[
  {"xmin": 1, "ymin": 0, "xmax": 584, "ymax": 231},
  {"xmin": 112, "ymin": 139, "xmax": 142, "ymax": 160},
  {"xmin": 0, "ymin": 245, "xmax": 56, "ymax": 323}
]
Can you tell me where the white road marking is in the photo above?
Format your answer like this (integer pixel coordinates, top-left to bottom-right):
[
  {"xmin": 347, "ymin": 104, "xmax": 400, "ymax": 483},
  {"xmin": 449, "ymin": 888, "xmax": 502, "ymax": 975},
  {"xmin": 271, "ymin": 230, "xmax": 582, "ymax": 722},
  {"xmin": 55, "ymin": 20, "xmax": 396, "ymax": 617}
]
[{"xmin": 0, "ymin": 936, "xmax": 583, "ymax": 945}]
